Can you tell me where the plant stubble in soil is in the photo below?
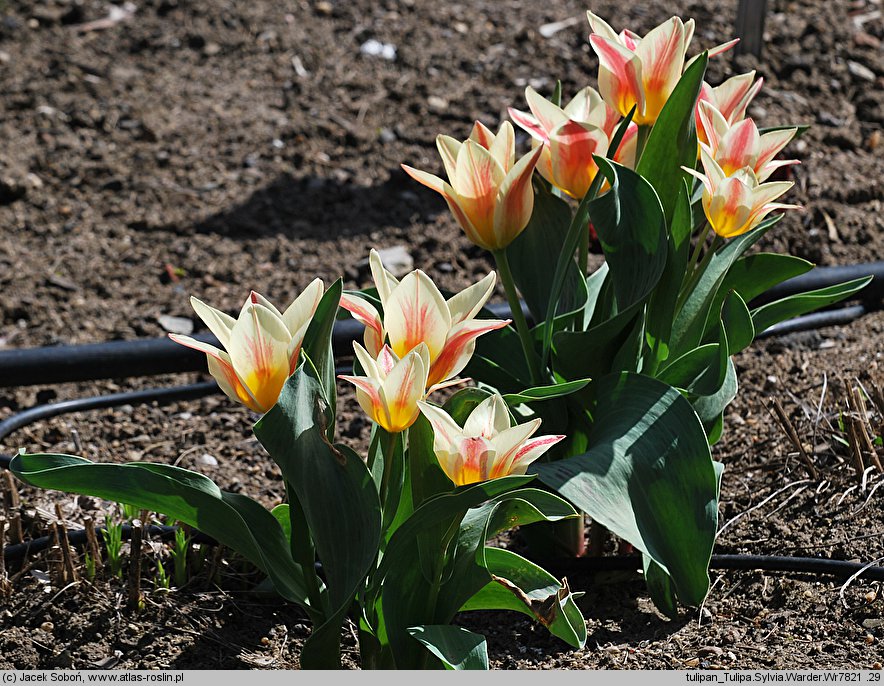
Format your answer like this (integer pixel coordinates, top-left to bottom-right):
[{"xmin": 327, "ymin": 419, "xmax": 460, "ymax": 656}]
[{"xmin": 0, "ymin": 0, "xmax": 883, "ymax": 671}]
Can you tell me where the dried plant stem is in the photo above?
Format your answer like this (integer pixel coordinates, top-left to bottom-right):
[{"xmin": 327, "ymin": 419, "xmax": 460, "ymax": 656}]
[
  {"xmin": 852, "ymin": 387, "xmax": 883, "ymax": 472},
  {"xmin": 83, "ymin": 517, "xmax": 103, "ymax": 577},
  {"xmin": 2, "ymin": 472, "xmax": 20, "ymax": 510},
  {"xmin": 54, "ymin": 504, "xmax": 78, "ymax": 584},
  {"xmin": 0, "ymin": 517, "xmax": 9, "ymax": 596},
  {"xmin": 8, "ymin": 512, "xmax": 23, "ymax": 545},
  {"xmin": 47, "ymin": 523, "xmax": 66, "ymax": 585},
  {"xmin": 770, "ymin": 398, "xmax": 818, "ymax": 480}
]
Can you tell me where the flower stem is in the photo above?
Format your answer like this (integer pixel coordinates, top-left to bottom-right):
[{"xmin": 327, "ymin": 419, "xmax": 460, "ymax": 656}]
[{"xmin": 492, "ymin": 249, "xmax": 543, "ymax": 386}]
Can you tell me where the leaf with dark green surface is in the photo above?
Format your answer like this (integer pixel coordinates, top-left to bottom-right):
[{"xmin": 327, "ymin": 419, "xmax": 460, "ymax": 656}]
[
  {"xmin": 502, "ymin": 379, "xmax": 591, "ymax": 406},
  {"xmin": 301, "ymin": 279, "xmax": 342, "ymax": 435},
  {"xmin": 750, "ymin": 277, "xmax": 872, "ymax": 334},
  {"xmin": 637, "ymin": 53, "xmax": 707, "ymax": 223},
  {"xmin": 253, "ymin": 368, "xmax": 381, "ymax": 667},
  {"xmin": 407, "ymin": 626, "xmax": 488, "ymax": 670},
  {"xmin": 507, "ymin": 184, "xmax": 586, "ymax": 323},
  {"xmin": 535, "ymin": 372, "xmax": 718, "ymax": 607},
  {"xmin": 10, "ymin": 453, "xmax": 309, "ymax": 607}
]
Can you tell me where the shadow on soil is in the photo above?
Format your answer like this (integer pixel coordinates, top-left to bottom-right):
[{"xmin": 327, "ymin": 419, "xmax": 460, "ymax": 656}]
[{"xmin": 151, "ymin": 169, "xmax": 445, "ymax": 242}]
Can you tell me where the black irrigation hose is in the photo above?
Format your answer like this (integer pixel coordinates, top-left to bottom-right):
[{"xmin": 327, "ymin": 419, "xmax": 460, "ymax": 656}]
[
  {"xmin": 2, "ymin": 262, "xmax": 884, "ymax": 389},
  {"xmin": 3, "ymin": 520, "xmax": 883, "ymax": 583},
  {"xmin": 0, "ymin": 302, "xmax": 520, "ymax": 388}
]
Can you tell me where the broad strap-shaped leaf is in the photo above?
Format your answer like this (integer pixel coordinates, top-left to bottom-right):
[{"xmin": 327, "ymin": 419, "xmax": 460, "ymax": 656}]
[
  {"xmin": 535, "ymin": 372, "xmax": 718, "ymax": 607},
  {"xmin": 712, "ymin": 253, "xmax": 813, "ymax": 311},
  {"xmin": 719, "ymin": 290, "xmax": 755, "ymax": 355},
  {"xmin": 368, "ymin": 475, "xmax": 535, "ymax": 668},
  {"xmin": 10, "ymin": 454, "xmax": 309, "ymax": 606},
  {"xmin": 506, "ymin": 183, "xmax": 587, "ymax": 323},
  {"xmin": 553, "ymin": 158, "xmax": 667, "ymax": 380},
  {"xmin": 590, "ymin": 158, "xmax": 667, "ymax": 312},
  {"xmin": 540, "ymin": 109, "xmax": 636, "ymax": 368},
  {"xmin": 407, "ymin": 626, "xmax": 489, "ymax": 670},
  {"xmin": 750, "ymin": 277, "xmax": 872, "ymax": 334},
  {"xmin": 643, "ymin": 554, "xmax": 679, "ymax": 620},
  {"xmin": 502, "ymin": 379, "xmax": 590, "ymax": 406},
  {"xmin": 253, "ymin": 369, "xmax": 382, "ymax": 668},
  {"xmin": 645, "ymin": 181, "xmax": 693, "ymax": 372},
  {"xmin": 671, "ymin": 216, "xmax": 780, "ymax": 356},
  {"xmin": 459, "ymin": 547, "xmax": 586, "ymax": 649},
  {"xmin": 301, "ymin": 278, "xmax": 343, "ymax": 436},
  {"xmin": 693, "ymin": 358, "xmax": 738, "ymax": 445},
  {"xmin": 637, "ymin": 53, "xmax": 707, "ymax": 224}
]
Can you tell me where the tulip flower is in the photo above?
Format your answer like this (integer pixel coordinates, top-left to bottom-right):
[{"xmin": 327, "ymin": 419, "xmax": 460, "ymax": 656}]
[
  {"xmin": 340, "ymin": 249, "xmax": 509, "ymax": 388},
  {"xmin": 401, "ymin": 120, "xmax": 543, "ymax": 251},
  {"xmin": 587, "ymin": 11, "xmax": 738, "ymax": 126},
  {"xmin": 418, "ymin": 394, "xmax": 565, "ymax": 486},
  {"xmin": 508, "ymin": 86, "xmax": 639, "ymax": 199},
  {"xmin": 339, "ymin": 343, "xmax": 430, "ymax": 434},
  {"xmin": 683, "ymin": 149, "xmax": 799, "ymax": 239},
  {"xmin": 697, "ymin": 101, "xmax": 798, "ymax": 181},
  {"xmin": 169, "ymin": 280, "xmax": 324, "ymax": 413},
  {"xmin": 696, "ymin": 71, "xmax": 763, "ymax": 146}
]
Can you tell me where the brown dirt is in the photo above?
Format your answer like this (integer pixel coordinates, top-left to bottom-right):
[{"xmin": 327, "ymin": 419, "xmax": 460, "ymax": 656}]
[{"xmin": 1, "ymin": 0, "xmax": 883, "ymax": 671}]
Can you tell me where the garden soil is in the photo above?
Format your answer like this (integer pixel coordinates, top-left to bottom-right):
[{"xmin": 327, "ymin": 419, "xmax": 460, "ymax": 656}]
[{"xmin": 1, "ymin": 0, "xmax": 883, "ymax": 671}]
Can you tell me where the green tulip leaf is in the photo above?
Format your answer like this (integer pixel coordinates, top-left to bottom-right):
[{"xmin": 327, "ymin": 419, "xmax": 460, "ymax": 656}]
[
  {"xmin": 407, "ymin": 626, "xmax": 489, "ymax": 670},
  {"xmin": 535, "ymin": 372, "xmax": 718, "ymax": 607},
  {"xmin": 751, "ymin": 277, "xmax": 872, "ymax": 334}
]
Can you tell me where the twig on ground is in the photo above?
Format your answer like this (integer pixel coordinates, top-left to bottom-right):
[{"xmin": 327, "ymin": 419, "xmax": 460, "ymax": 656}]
[
  {"xmin": 769, "ymin": 398, "xmax": 818, "ymax": 479},
  {"xmin": 717, "ymin": 479, "xmax": 812, "ymax": 539}
]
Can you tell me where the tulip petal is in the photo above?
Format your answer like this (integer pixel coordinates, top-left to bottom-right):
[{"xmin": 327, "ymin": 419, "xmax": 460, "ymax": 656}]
[
  {"xmin": 369, "ymin": 247, "xmax": 399, "ymax": 308},
  {"xmin": 492, "ymin": 144, "xmax": 542, "ymax": 243},
  {"xmin": 436, "ymin": 134, "xmax": 462, "ymax": 182},
  {"xmin": 352, "ymin": 341, "xmax": 381, "ymax": 380},
  {"xmin": 446, "ymin": 271, "xmax": 496, "ymax": 326},
  {"xmin": 455, "ymin": 437, "xmax": 496, "ymax": 485},
  {"xmin": 697, "ymin": 100, "xmax": 730, "ymax": 153},
  {"xmin": 590, "ymin": 34, "xmax": 645, "ymax": 120},
  {"xmin": 634, "ymin": 17, "xmax": 684, "ymax": 122},
  {"xmin": 500, "ymin": 433, "xmax": 566, "ymax": 477},
  {"xmin": 525, "ymin": 87, "xmax": 568, "ymax": 134},
  {"xmin": 418, "ymin": 400, "xmax": 467, "ymax": 453},
  {"xmin": 488, "ymin": 418, "xmax": 542, "ymax": 476},
  {"xmin": 755, "ymin": 128, "xmax": 798, "ymax": 172},
  {"xmin": 469, "ymin": 120, "xmax": 496, "ymax": 149},
  {"xmin": 707, "ymin": 176, "xmax": 754, "ymax": 238},
  {"xmin": 714, "ymin": 72, "xmax": 762, "ymax": 122},
  {"xmin": 612, "ymin": 121, "xmax": 639, "ymax": 169},
  {"xmin": 547, "ymin": 119, "xmax": 609, "ymax": 198},
  {"xmin": 281, "ymin": 278, "xmax": 324, "ymax": 338},
  {"xmin": 340, "ymin": 293, "xmax": 385, "ymax": 358},
  {"xmin": 586, "ymin": 10, "xmax": 620, "ymax": 42},
  {"xmin": 227, "ymin": 303, "xmax": 292, "ymax": 414},
  {"xmin": 488, "ymin": 121, "xmax": 515, "ymax": 172},
  {"xmin": 381, "ymin": 346, "xmax": 429, "ymax": 432},
  {"xmin": 699, "ymin": 147, "xmax": 727, "ymax": 190},
  {"xmin": 384, "ymin": 270, "xmax": 451, "ymax": 361},
  {"xmin": 750, "ymin": 180, "xmax": 794, "ymax": 208},
  {"xmin": 716, "ymin": 118, "xmax": 761, "ymax": 175},
  {"xmin": 464, "ymin": 393, "xmax": 512, "ymax": 439},
  {"xmin": 427, "ymin": 317, "xmax": 509, "ymax": 387},
  {"xmin": 340, "ymin": 374, "xmax": 390, "ymax": 429},
  {"xmin": 189, "ymin": 297, "xmax": 236, "ymax": 349},
  {"xmin": 508, "ymin": 107, "xmax": 548, "ymax": 144},
  {"xmin": 170, "ymin": 334, "xmax": 261, "ymax": 412}
]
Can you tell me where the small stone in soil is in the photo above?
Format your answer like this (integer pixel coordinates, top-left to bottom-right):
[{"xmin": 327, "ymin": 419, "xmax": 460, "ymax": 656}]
[
  {"xmin": 157, "ymin": 314, "xmax": 194, "ymax": 335},
  {"xmin": 369, "ymin": 245, "xmax": 413, "ymax": 278},
  {"xmin": 360, "ymin": 39, "xmax": 396, "ymax": 61},
  {"xmin": 199, "ymin": 453, "xmax": 218, "ymax": 467}
]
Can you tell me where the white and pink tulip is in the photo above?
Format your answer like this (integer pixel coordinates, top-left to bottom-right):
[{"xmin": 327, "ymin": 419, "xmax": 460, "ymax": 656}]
[
  {"xmin": 340, "ymin": 249, "xmax": 509, "ymax": 388},
  {"xmin": 418, "ymin": 394, "xmax": 565, "ymax": 486},
  {"xmin": 170, "ymin": 280, "xmax": 325, "ymax": 413},
  {"xmin": 509, "ymin": 86, "xmax": 638, "ymax": 199},
  {"xmin": 587, "ymin": 11, "xmax": 738, "ymax": 126},
  {"xmin": 402, "ymin": 120, "xmax": 542, "ymax": 251}
]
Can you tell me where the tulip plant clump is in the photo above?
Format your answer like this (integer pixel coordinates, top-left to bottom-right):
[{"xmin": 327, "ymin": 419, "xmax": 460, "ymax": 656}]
[{"xmin": 10, "ymin": 10, "xmax": 872, "ymax": 670}]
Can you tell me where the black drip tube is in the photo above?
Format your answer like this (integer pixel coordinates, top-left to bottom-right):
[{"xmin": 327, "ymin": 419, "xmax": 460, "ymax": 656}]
[{"xmin": 2, "ymin": 262, "xmax": 883, "ymax": 388}]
